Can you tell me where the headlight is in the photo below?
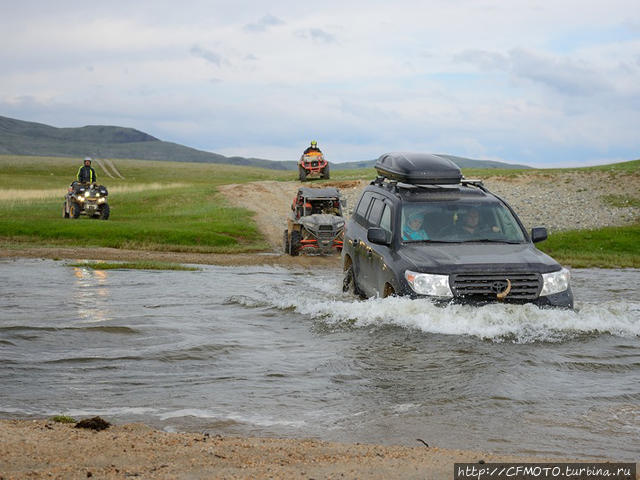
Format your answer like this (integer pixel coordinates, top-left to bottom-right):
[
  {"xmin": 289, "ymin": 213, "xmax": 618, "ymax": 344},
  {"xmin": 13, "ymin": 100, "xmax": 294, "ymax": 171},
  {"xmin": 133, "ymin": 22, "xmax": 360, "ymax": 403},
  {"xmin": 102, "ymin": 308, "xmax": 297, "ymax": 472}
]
[
  {"xmin": 95, "ymin": 192, "xmax": 100, "ymax": 197},
  {"xmin": 405, "ymin": 270, "xmax": 453, "ymax": 297},
  {"xmin": 84, "ymin": 191, "xmax": 90, "ymax": 197},
  {"xmin": 540, "ymin": 267, "xmax": 570, "ymax": 296},
  {"xmin": 77, "ymin": 197, "xmax": 85, "ymax": 202},
  {"xmin": 98, "ymin": 198, "xmax": 106, "ymax": 204}
]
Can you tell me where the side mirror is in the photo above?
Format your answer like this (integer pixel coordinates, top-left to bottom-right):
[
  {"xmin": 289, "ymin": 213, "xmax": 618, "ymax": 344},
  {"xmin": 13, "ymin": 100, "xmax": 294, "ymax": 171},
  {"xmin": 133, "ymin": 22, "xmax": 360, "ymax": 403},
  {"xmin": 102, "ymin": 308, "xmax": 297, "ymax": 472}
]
[
  {"xmin": 367, "ymin": 227, "xmax": 391, "ymax": 246},
  {"xmin": 531, "ymin": 227, "xmax": 548, "ymax": 243}
]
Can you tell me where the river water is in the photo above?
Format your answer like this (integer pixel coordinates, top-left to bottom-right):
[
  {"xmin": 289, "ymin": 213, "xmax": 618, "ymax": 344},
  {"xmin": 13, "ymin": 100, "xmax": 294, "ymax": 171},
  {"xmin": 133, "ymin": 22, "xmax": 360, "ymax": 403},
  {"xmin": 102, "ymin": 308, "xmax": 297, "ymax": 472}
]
[{"xmin": 1, "ymin": 259, "xmax": 639, "ymax": 460}]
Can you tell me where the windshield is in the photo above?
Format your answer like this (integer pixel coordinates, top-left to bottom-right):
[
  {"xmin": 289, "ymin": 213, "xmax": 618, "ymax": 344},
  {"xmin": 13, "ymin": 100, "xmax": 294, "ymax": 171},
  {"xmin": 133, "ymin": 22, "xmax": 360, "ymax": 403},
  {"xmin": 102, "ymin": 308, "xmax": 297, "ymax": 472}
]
[{"xmin": 401, "ymin": 201, "xmax": 527, "ymax": 243}]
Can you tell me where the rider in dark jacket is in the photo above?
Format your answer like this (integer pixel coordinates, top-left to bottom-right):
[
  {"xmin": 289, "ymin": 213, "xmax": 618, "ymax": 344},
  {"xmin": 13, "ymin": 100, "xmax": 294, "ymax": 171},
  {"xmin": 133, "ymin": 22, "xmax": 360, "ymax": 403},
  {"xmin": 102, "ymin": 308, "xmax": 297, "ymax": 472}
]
[
  {"xmin": 303, "ymin": 140, "xmax": 322, "ymax": 154},
  {"xmin": 77, "ymin": 157, "xmax": 97, "ymax": 183}
]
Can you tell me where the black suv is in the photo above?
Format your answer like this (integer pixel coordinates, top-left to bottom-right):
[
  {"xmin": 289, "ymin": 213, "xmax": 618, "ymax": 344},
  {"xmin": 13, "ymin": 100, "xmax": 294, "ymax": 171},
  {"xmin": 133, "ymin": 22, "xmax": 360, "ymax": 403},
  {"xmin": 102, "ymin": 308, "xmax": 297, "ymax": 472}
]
[{"xmin": 342, "ymin": 152, "xmax": 573, "ymax": 308}]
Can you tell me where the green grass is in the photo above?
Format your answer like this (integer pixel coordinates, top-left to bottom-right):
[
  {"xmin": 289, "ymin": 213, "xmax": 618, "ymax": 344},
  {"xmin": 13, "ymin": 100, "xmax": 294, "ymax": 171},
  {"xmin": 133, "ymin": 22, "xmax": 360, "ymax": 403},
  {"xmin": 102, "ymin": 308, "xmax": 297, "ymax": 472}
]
[
  {"xmin": 538, "ymin": 224, "xmax": 640, "ymax": 268},
  {"xmin": 68, "ymin": 261, "xmax": 199, "ymax": 271},
  {"xmin": 50, "ymin": 415, "xmax": 76, "ymax": 423}
]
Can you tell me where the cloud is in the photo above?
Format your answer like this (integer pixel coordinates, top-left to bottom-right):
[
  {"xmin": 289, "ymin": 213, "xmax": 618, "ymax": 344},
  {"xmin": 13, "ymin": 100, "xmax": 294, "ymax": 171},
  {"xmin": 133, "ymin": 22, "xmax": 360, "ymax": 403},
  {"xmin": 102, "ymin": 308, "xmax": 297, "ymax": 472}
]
[
  {"xmin": 295, "ymin": 28, "xmax": 337, "ymax": 44},
  {"xmin": 455, "ymin": 48, "xmax": 612, "ymax": 96},
  {"xmin": 190, "ymin": 45, "xmax": 224, "ymax": 66},
  {"xmin": 243, "ymin": 14, "xmax": 285, "ymax": 33}
]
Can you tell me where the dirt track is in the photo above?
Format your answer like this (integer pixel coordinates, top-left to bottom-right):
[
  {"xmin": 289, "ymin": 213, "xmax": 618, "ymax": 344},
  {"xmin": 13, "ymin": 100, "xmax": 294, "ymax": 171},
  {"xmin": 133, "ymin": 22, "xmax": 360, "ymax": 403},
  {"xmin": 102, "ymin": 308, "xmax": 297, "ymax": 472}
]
[{"xmin": 218, "ymin": 180, "xmax": 367, "ymax": 251}]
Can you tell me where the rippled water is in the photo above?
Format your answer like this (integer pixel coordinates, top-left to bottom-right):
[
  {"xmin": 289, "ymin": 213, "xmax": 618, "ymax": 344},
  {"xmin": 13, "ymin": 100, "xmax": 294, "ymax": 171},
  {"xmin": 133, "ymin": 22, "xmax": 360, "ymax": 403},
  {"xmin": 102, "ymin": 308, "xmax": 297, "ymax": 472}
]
[{"xmin": 1, "ymin": 259, "xmax": 639, "ymax": 460}]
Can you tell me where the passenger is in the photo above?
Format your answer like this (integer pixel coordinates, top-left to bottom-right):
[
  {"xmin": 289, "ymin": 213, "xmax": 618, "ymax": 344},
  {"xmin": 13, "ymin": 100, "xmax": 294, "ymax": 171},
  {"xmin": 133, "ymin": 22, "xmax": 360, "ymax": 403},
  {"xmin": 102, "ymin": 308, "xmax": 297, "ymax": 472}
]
[
  {"xmin": 303, "ymin": 140, "xmax": 322, "ymax": 155},
  {"xmin": 77, "ymin": 157, "xmax": 97, "ymax": 184},
  {"xmin": 403, "ymin": 211, "xmax": 429, "ymax": 241}
]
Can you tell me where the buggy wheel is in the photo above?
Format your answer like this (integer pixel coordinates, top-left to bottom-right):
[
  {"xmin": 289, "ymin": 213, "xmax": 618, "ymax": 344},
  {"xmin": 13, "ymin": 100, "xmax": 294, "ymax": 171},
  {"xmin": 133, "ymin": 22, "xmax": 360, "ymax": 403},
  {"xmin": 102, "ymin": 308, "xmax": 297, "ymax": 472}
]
[
  {"xmin": 100, "ymin": 203, "xmax": 110, "ymax": 220},
  {"xmin": 70, "ymin": 202, "xmax": 81, "ymax": 219},
  {"xmin": 322, "ymin": 164, "xmax": 330, "ymax": 179},
  {"xmin": 298, "ymin": 167, "xmax": 307, "ymax": 182},
  {"xmin": 283, "ymin": 229, "xmax": 289, "ymax": 254},
  {"xmin": 289, "ymin": 230, "xmax": 301, "ymax": 256},
  {"xmin": 62, "ymin": 202, "xmax": 69, "ymax": 218},
  {"xmin": 342, "ymin": 264, "xmax": 359, "ymax": 296}
]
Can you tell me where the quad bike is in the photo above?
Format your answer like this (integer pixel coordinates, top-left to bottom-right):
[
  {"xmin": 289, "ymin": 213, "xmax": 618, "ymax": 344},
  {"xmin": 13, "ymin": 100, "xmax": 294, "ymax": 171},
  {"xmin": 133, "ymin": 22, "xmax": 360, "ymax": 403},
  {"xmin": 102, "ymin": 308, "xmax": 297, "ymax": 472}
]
[
  {"xmin": 298, "ymin": 151, "xmax": 330, "ymax": 181},
  {"xmin": 284, "ymin": 187, "xmax": 345, "ymax": 256},
  {"xmin": 63, "ymin": 182, "xmax": 110, "ymax": 220}
]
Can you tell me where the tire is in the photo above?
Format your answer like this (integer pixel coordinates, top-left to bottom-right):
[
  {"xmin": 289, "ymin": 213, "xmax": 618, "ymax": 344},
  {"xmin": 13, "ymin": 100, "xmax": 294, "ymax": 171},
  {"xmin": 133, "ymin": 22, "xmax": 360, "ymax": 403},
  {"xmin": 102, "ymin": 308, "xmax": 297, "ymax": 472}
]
[
  {"xmin": 289, "ymin": 230, "xmax": 301, "ymax": 256},
  {"xmin": 343, "ymin": 264, "xmax": 359, "ymax": 296},
  {"xmin": 100, "ymin": 203, "xmax": 110, "ymax": 220},
  {"xmin": 298, "ymin": 167, "xmax": 307, "ymax": 182},
  {"xmin": 70, "ymin": 202, "xmax": 81, "ymax": 219},
  {"xmin": 383, "ymin": 283, "xmax": 396, "ymax": 298},
  {"xmin": 283, "ymin": 229, "xmax": 289, "ymax": 254},
  {"xmin": 322, "ymin": 164, "xmax": 330, "ymax": 179},
  {"xmin": 62, "ymin": 202, "xmax": 69, "ymax": 219}
]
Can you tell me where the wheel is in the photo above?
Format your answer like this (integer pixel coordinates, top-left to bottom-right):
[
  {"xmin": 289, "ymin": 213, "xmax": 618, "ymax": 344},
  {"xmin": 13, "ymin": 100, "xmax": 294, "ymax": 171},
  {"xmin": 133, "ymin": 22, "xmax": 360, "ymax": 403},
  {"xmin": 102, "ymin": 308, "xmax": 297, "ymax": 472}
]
[
  {"xmin": 283, "ymin": 229, "xmax": 289, "ymax": 254},
  {"xmin": 322, "ymin": 164, "xmax": 330, "ymax": 179},
  {"xmin": 289, "ymin": 230, "xmax": 301, "ymax": 256},
  {"xmin": 62, "ymin": 202, "xmax": 69, "ymax": 219},
  {"xmin": 383, "ymin": 283, "xmax": 396, "ymax": 298},
  {"xmin": 100, "ymin": 203, "xmax": 110, "ymax": 220},
  {"xmin": 70, "ymin": 202, "xmax": 81, "ymax": 219},
  {"xmin": 298, "ymin": 167, "xmax": 307, "ymax": 182},
  {"xmin": 343, "ymin": 264, "xmax": 359, "ymax": 296}
]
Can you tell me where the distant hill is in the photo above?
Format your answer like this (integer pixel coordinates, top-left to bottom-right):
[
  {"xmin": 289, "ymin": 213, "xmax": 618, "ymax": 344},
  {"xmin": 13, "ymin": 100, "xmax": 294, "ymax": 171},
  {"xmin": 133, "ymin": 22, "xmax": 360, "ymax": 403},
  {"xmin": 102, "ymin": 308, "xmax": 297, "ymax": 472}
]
[
  {"xmin": 0, "ymin": 115, "xmax": 529, "ymax": 170},
  {"xmin": 335, "ymin": 154, "xmax": 531, "ymax": 170}
]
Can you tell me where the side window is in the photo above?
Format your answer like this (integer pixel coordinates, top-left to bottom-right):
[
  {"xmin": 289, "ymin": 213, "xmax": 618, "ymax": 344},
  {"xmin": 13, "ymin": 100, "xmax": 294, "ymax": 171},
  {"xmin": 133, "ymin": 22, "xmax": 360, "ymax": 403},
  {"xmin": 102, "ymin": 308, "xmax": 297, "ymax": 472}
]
[
  {"xmin": 379, "ymin": 204, "xmax": 392, "ymax": 233},
  {"xmin": 366, "ymin": 198, "xmax": 385, "ymax": 226},
  {"xmin": 355, "ymin": 192, "xmax": 373, "ymax": 221}
]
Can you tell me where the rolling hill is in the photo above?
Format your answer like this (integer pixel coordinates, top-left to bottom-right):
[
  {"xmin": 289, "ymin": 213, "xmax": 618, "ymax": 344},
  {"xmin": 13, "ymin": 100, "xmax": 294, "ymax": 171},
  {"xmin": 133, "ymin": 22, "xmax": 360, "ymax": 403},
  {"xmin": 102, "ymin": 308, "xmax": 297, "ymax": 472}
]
[{"xmin": 0, "ymin": 115, "xmax": 530, "ymax": 170}]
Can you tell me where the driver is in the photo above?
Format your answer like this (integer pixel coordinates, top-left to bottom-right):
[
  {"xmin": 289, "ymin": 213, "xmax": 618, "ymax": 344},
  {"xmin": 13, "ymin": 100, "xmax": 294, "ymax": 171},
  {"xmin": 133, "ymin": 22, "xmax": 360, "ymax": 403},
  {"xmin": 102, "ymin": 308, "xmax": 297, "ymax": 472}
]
[
  {"xmin": 77, "ymin": 157, "xmax": 97, "ymax": 184},
  {"xmin": 303, "ymin": 140, "xmax": 322, "ymax": 154}
]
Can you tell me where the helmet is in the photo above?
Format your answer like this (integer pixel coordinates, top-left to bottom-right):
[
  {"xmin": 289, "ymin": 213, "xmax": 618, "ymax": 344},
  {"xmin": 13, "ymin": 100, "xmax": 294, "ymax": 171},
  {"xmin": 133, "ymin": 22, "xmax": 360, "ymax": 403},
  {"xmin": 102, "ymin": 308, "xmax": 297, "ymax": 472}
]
[
  {"xmin": 84, "ymin": 157, "xmax": 92, "ymax": 165},
  {"xmin": 310, "ymin": 140, "xmax": 317, "ymax": 147}
]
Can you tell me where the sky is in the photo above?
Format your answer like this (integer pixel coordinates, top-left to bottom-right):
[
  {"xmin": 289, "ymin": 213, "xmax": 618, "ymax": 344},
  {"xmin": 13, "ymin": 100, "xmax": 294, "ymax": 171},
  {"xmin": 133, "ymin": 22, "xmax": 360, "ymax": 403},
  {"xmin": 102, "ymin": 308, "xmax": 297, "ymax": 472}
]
[{"xmin": 1, "ymin": 0, "xmax": 639, "ymax": 167}]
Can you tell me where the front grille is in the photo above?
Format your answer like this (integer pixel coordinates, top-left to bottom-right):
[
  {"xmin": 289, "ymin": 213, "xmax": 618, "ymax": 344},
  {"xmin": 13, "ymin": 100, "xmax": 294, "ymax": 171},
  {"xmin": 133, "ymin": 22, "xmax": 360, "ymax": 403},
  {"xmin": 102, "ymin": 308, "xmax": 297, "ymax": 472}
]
[
  {"xmin": 318, "ymin": 225, "xmax": 333, "ymax": 231},
  {"xmin": 311, "ymin": 161, "xmax": 318, "ymax": 167},
  {"xmin": 451, "ymin": 272, "xmax": 541, "ymax": 300}
]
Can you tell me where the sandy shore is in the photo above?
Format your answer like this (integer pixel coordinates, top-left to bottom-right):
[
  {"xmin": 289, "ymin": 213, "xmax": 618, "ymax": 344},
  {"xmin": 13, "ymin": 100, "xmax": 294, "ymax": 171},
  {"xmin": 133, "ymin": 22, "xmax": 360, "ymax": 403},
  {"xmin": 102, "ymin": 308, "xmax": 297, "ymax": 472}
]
[{"xmin": 0, "ymin": 419, "xmax": 586, "ymax": 480}]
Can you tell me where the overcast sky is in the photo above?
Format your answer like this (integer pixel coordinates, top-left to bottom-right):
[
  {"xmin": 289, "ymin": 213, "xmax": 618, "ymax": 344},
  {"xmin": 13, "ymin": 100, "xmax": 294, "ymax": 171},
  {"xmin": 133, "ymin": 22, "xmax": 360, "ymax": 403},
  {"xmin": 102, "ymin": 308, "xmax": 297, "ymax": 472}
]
[{"xmin": 2, "ymin": 0, "xmax": 639, "ymax": 166}]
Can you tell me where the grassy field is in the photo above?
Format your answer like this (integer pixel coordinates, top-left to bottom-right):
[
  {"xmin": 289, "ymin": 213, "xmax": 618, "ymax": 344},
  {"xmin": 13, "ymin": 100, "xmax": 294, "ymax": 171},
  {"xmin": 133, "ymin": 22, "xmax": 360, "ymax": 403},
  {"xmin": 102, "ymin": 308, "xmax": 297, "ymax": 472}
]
[
  {"xmin": 0, "ymin": 155, "xmax": 290, "ymax": 253},
  {"xmin": 1, "ymin": 154, "xmax": 638, "ymax": 266}
]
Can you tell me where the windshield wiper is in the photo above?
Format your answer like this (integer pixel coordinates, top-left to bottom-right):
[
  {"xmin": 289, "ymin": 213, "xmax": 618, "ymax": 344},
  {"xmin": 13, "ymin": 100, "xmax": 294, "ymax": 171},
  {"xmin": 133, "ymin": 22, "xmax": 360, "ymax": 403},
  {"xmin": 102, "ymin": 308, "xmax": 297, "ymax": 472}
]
[{"xmin": 458, "ymin": 238, "xmax": 523, "ymax": 244}]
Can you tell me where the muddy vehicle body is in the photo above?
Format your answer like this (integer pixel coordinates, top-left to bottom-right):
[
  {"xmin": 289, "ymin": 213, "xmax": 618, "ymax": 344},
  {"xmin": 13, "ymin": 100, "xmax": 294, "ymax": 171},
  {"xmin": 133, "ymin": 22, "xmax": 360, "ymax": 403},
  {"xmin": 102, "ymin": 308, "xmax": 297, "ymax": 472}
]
[
  {"xmin": 284, "ymin": 187, "xmax": 345, "ymax": 255},
  {"xmin": 342, "ymin": 152, "xmax": 573, "ymax": 308},
  {"xmin": 298, "ymin": 152, "xmax": 330, "ymax": 181},
  {"xmin": 63, "ymin": 182, "xmax": 110, "ymax": 220}
]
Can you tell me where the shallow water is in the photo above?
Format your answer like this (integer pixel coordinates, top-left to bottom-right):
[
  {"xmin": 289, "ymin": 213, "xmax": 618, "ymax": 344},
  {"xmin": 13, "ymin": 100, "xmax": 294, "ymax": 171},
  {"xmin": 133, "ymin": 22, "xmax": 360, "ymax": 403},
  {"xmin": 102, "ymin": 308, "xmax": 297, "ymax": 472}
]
[{"xmin": 1, "ymin": 259, "xmax": 639, "ymax": 460}]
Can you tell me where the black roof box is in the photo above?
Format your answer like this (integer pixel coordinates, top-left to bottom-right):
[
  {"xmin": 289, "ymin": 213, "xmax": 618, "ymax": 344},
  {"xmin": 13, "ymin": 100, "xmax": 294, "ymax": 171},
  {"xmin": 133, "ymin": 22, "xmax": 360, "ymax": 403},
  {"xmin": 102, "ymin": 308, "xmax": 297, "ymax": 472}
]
[{"xmin": 375, "ymin": 152, "xmax": 462, "ymax": 185}]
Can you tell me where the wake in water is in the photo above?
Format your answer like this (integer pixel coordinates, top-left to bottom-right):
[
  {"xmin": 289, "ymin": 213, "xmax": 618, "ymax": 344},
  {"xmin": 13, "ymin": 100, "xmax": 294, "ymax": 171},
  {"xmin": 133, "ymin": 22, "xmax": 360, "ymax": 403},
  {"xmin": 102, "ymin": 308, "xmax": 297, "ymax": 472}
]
[{"xmin": 228, "ymin": 270, "xmax": 640, "ymax": 344}]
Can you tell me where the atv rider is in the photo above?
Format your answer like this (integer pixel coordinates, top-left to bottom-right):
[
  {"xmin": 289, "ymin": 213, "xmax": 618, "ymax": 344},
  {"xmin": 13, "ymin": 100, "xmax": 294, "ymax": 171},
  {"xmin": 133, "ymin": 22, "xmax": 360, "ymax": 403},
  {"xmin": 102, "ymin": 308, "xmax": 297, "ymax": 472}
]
[
  {"xmin": 77, "ymin": 157, "xmax": 97, "ymax": 184},
  {"xmin": 303, "ymin": 140, "xmax": 322, "ymax": 155}
]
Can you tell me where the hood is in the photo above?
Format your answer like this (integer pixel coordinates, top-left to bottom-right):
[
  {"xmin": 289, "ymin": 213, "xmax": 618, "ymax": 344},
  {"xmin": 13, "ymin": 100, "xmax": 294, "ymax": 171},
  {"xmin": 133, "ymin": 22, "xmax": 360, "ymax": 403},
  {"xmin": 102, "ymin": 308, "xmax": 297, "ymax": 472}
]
[
  {"xmin": 399, "ymin": 243, "xmax": 561, "ymax": 274},
  {"xmin": 300, "ymin": 214, "xmax": 345, "ymax": 229}
]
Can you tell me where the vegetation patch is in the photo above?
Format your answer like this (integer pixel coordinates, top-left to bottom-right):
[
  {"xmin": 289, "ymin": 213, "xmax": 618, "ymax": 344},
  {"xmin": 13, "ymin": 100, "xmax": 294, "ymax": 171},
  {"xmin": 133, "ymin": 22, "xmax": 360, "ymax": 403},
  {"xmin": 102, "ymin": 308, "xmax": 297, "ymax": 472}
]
[
  {"xmin": 601, "ymin": 194, "xmax": 640, "ymax": 208},
  {"xmin": 539, "ymin": 224, "xmax": 640, "ymax": 268},
  {"xmin": 69, "ymin": 261, "xmax": 199, "ymax": 271},
  {"xmin": 50, "ymin": 415, "xmax": 76, "ymax": 424}
]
